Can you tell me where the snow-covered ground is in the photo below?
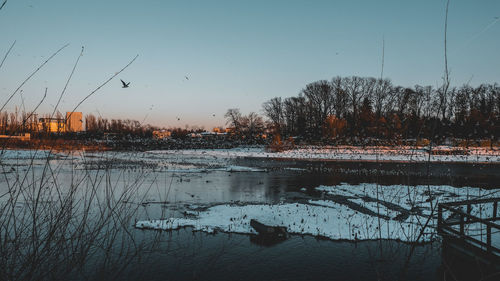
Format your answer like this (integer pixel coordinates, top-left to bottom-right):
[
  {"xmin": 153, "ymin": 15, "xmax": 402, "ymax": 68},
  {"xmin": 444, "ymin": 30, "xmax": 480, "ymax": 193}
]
[
  {"xmin": 147, "ymin": 146, "xmax": 500, "ymax": 163},
  {"xmin": 2, "ymin": 145, "xmax": 499, "ymax": 165},
  {"xmin": 136, "ymin": 183, "xmax": 500, "ymax": 244},
  {"xmin": 3, "ymin": 145, "xmax": 498, "ymax": 172}
]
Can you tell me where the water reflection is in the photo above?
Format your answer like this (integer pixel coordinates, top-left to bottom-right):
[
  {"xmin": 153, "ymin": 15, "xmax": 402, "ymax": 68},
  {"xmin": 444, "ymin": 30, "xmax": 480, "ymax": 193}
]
[
  {"xmin": 121, "ymin": 230, "xmax": 442, "ymax": 281},
  {"xmin": 438, "ymin": 239, "xmax": 500, "ymax": 281}
]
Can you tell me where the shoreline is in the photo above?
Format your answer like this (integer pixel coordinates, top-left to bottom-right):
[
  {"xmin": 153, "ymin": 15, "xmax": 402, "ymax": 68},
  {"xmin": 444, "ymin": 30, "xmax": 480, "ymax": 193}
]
[
  {"xmin": 244, "ymin": 155, "xmax": 500, "ymax": 165},
  {"xmin": 2, "ymin": 143, "xmax": 500, "ymax": 165}
]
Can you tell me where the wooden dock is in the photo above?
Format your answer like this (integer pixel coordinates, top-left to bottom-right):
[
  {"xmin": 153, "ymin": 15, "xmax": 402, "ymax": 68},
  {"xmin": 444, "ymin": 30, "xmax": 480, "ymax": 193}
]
[{"xmin": 438, "ymin": 198, "xmax": 500, "ymax": 268}]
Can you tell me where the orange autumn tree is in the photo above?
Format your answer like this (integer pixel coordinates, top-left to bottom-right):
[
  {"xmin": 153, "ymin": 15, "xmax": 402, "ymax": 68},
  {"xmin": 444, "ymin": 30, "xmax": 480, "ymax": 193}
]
[{"xmin": 324, "ymin": 115, "xmax": 347, "ymax": 139}]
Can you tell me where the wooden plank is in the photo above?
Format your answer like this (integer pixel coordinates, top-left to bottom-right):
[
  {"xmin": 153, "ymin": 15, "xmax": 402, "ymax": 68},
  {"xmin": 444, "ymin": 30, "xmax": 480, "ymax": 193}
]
[
  {"xmin": 442, "ymin": 197, "xmax": 500, "ymax": 207},
  {"xmin": 441, "ymin": 205, "xmax": 500, "ymax": 229},
  {"xmin": 443, "ymin": 217, "xmax": 500, "ymax": 226},
  {"xmin": 441, "ymin": 226, "xmax": 500, "ymax": 255}
]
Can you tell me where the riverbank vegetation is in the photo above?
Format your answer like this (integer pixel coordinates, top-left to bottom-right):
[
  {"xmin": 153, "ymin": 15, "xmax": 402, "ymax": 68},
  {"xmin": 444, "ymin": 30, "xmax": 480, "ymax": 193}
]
[{"xmin": 262, "ymin": 76, "xmax": 500, "ymax": 147}]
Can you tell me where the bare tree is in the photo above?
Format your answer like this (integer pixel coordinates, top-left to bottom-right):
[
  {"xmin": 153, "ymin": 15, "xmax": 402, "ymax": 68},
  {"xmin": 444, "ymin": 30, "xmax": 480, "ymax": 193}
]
[
  {"xmin": 262, "ymin": 97, "xmax": 283, "ymax": 134},
  {"xmin": 302, "ymin": 80, "xmax": 334, "ymax": 138},
  {"xmin": 331, "ymin": 76, "xmax": 348, "ymax": 119},
  {"xmin": 245, "ymin": 112, "xmax": 264, "ymax": 136},
  {"xmin": 374, "ymin": 78, "xmax": 392, "ymax": 118},
  {"xmin": 224, "ymin": 108, "xmax": 243, "ymax": 133},
  {"xmin": 343, "ymin": 76, "xmax": 364, "ymax": 126}
]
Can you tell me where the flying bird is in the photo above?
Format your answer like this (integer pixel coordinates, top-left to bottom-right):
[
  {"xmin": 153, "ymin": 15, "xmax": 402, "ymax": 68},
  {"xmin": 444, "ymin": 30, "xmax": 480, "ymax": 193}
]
[
  {"xmin": 121, "ymin": 79, "xmax": 130, "ymax": 88},
  {"xmin": 185, "ymin": 76, "xmax": 189, "ymax": 80}
]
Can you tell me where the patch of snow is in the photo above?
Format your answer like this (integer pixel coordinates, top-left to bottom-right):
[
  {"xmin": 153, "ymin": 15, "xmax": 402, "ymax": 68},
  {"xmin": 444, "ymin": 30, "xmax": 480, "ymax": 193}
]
[
  {"xmin": 146, "ymin": 146, "xmax": 500, "ymax": 163},
  {"xmin": 315, "ymin": 183, "xmax": 498, "ymax": 218},
  {"xmin": 221, "ymin": 165, "xmax": 267, "ymax": 172},
  {"xmin": 285, "ymin": 167, "xmax": 308, "ymax": 171},
  {"xmin": 136, "ymin": 202, "xmax": 429, "ymax": 242},
  {"xmin": 136, "ymin": 183, "xmax": 500, "ymax": 243}
]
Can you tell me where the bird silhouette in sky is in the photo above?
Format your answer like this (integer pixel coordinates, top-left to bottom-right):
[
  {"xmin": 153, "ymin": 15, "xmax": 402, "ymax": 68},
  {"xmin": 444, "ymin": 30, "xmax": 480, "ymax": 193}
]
[
  {"xmin": 121, "ymin": 79, "xmax": 130, "ymax": 88},
  {"xmin": 185, "ymin": 76, "xmax": 189, "ymax": 80}
]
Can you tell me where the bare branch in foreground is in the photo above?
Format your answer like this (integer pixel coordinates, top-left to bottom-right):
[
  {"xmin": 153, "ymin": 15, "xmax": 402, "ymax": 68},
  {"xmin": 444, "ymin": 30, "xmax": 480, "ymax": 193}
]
[
  {"xmin": 0, "ymin": 44, "xmax": 69, "ymax": 113},
  {"xmin": 0, "ymin": 0, "xmax": 7, "ymax": 11},
  {"xmin": 0, "ymin": 40, "xmax": 15, "ymax": 70},
  {"xmin": 69, "ymin": 54, "xmax": 139, "ymax": 114}
]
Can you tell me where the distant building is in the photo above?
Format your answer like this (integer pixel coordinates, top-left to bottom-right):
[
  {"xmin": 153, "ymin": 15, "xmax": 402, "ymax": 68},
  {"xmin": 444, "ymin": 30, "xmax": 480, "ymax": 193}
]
[
  {"xmin": 211, "ymin": 127, "xmax": 232, "ymax": 136},
  {"xmin": 38, "ymin": 112, "xmax": 83, "ymax": 133},
  {"xmin": 38, "ymin": 117, "xmax": 66, "ymax": 133},
  {"xmin": 66, "ymin": 112, "xmax": 83, "ymax": 132},
  {"xmin": 152, "ymin": 130, "xmax": 172, "ymax": 139},
  {"xmin": 212, "ymin": 127, "xmax": 224, "ymax": 133}
]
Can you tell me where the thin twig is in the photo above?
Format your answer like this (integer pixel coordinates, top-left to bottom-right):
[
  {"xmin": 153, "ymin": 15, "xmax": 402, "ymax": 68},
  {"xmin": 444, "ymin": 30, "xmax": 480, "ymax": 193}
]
[
  {"xmin": 52, "ymin": 46, "xmax": 84, "ymax": 119},
  {"xmin": 0, "ymin": 44, "xmax": 69, "ymax": 113},
  {"xmin": 0, "ymin": 40, "xmax": 15, "ymax": 70},
  {"xmin": 0, "ymin": 0, "xmax": 7, "ymax": 11},
  {"xmin": 69, "ymin": 54, "xmax": 139, "ymax": 114}
]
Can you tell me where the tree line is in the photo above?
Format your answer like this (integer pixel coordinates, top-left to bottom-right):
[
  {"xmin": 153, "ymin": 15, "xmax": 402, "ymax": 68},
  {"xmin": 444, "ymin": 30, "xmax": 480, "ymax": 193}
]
[
  {"xmin": 262, "ymin": 76, "xmax": 500, "ymax": 145},
  {"xmin": 84, "ymin": 114, "xmax": 155, "ymax": 137},
  {"xmin": 0, "ymin": 111, "xmax": 223, "ymax": 141},
  {"xmin": 0, "ymin": 111, "xmax": 56, "ymax": 135},
  {"xmin": 0, "ymin": 111, "xmax": 157, "ymax": 138}
]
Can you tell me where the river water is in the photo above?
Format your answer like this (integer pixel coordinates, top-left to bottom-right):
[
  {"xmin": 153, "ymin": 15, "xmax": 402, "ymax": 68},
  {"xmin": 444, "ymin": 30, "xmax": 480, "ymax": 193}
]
[{"xmin": 1, "ymin": 148, "xmax": 498, "ymax": 280}]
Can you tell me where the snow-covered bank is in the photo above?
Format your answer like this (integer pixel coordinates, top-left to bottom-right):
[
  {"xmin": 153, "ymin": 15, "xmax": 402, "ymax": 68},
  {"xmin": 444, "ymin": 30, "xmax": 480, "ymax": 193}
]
[
  {"xmin": 136, "ymin": 183, "xmax": 500, "ymax": 243},
  {"xmin": 147, "ymin": 146, "xmax": 500, "ymax": 163}
]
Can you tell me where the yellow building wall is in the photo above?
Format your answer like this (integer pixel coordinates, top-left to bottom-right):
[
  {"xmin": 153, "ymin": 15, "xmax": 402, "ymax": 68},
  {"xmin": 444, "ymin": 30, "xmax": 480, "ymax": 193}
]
[{"xmin": 66, "ymin": 112, "xmax": 83, "ymax": 132}]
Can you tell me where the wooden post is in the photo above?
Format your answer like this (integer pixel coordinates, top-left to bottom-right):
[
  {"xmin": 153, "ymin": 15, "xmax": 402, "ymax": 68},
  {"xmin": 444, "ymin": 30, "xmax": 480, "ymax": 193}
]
[
  {"xmin": 466, "ymin": 204, "xmax": 471, "ymax": 222},
  {"xmin": 438, "ymin": 205, "xmax": 442, "ymax": 231},
  {"xmin": 487, "ymin": 225, "xmax": 491, "ymax": 252},
  {"xmin": 493, "ymin": 201, "xmax": 498, "ymax": 219},
  {"xmin": 460, "ymin": 214, "xmax": 464, "ymax": 236}
]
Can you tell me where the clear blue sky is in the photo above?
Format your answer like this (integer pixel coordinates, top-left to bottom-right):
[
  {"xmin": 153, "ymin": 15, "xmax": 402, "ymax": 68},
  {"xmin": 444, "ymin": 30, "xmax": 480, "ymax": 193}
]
[{"xmin": 0, "ymin": 0, "xmax": 499, "ymax": 129}]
